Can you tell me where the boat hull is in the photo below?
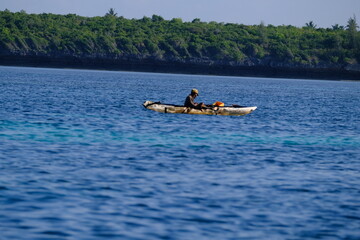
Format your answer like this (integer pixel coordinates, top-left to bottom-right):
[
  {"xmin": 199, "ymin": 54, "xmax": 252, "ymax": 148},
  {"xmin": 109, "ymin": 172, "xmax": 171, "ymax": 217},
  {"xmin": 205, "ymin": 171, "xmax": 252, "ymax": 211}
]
[{"xmin": 143, "ymin": 101, "xmax": 257, "ymax": 116}]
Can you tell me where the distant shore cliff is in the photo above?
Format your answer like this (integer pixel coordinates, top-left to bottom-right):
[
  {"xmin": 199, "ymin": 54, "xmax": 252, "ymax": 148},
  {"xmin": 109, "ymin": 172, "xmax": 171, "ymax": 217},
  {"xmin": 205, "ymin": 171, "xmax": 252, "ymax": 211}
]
[{"xmin": 1, "ymin": 10, "xmax": 359, "ymax": 80}]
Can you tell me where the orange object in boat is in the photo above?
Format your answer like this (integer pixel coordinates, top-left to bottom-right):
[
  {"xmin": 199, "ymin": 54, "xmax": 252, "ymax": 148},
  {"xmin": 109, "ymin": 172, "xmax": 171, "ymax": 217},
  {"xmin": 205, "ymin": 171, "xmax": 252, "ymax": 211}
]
[{"xmin": 213, "ymin": 101, "xmax": 224, "ymax": 106}]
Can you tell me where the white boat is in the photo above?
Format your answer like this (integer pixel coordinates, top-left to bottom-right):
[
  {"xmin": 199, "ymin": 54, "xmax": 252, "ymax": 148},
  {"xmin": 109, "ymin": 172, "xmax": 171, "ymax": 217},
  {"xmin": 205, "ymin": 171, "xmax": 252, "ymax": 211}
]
[{"xmin": 143, "ymin": 101, "xmax": 257, "ymax": 116}]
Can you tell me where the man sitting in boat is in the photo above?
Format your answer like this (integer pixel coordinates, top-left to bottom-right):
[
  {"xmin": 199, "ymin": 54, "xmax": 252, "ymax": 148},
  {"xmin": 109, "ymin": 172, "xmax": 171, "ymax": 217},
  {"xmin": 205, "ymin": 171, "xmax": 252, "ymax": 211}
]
[{"xmin": 184, "ymin": 89, "xmax": 206, "ymax": 109}]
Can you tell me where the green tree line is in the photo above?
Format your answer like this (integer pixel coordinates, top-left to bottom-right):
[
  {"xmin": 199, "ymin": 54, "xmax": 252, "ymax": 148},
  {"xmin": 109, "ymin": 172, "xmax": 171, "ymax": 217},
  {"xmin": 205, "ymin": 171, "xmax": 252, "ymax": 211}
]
[{"xmin": 0, "ymin": 9, "xmax": 359, "ymax": 67}]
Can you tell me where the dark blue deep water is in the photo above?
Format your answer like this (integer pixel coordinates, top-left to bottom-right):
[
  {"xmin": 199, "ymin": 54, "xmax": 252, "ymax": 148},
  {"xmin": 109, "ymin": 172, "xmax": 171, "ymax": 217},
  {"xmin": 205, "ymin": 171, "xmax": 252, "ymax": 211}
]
[{"xmin": 1, "ymin": 66, "xmax": 359, "ymax": 239}]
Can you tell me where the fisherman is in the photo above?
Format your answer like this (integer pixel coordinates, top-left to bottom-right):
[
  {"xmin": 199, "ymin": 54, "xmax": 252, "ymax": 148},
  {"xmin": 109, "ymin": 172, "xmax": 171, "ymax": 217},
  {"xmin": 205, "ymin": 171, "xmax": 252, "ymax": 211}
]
[{"xmin": 184, "ymin": 89, "xmax": 206, "ymax": 109}]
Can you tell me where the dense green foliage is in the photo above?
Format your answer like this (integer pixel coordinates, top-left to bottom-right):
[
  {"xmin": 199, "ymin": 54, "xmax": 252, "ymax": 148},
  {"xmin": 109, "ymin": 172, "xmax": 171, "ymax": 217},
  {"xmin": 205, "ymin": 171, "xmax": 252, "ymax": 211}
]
[{"xmin": 1, "ymin": 10, "xmax": 359, "ymax": 66}]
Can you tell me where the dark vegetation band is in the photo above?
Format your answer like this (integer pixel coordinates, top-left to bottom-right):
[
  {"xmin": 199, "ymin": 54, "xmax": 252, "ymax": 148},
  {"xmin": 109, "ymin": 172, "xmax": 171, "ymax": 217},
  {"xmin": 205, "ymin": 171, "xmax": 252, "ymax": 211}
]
[{"xmin": 0, "ymin": 9, "xmax": 359, "ymax": 72}]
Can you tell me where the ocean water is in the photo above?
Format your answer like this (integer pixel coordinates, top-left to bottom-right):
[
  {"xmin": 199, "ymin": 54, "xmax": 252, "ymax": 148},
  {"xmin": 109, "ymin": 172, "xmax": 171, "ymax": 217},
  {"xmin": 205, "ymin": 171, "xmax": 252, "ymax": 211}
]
[{"xmin": 0, "ymin": 66, "xmax": 359, "ymax": 240}]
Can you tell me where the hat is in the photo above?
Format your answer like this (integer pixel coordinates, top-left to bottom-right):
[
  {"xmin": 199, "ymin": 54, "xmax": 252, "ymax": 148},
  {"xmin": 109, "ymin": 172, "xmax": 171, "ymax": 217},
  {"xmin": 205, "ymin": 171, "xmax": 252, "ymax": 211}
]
[{"xmin": 191, "ymin": 89, "xmax": 199, "ymax": 95}]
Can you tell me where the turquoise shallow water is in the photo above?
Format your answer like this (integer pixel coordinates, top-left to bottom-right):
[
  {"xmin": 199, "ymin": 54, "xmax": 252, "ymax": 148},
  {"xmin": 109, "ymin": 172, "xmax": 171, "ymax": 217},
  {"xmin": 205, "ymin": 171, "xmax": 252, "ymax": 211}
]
[{"xmin": 0, "ymin": 66, "xmax": 360, "ymax": 239}]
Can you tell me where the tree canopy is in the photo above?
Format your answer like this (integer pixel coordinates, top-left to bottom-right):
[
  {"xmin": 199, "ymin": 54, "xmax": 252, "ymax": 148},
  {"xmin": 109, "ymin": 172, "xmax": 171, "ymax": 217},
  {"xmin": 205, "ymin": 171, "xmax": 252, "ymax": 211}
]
[{"xmin": 0, "ymin": 10, "xmax": 359, "ymax": 68}]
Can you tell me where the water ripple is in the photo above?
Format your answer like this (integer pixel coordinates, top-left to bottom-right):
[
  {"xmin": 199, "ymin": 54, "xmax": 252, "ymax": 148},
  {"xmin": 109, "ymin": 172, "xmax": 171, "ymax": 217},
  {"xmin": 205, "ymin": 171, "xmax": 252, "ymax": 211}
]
[{"xmin": 0, "ymin": 67, "xmax": 359, "ymax": 239}]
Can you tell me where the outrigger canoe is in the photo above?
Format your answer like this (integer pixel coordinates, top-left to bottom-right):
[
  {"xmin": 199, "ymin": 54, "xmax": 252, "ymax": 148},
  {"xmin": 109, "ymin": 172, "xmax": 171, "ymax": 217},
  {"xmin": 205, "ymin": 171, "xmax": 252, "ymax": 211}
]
[{"xmin": 143, "ymin": 101, "xmax": 257, "ymax": 116}]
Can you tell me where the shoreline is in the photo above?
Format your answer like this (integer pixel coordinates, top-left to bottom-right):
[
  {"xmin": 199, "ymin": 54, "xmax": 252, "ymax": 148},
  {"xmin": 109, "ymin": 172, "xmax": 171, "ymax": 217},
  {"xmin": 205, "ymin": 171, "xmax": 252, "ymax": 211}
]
[{"xmin": 1, "ymin": 55, "xmax": 359, "ymax": 81}]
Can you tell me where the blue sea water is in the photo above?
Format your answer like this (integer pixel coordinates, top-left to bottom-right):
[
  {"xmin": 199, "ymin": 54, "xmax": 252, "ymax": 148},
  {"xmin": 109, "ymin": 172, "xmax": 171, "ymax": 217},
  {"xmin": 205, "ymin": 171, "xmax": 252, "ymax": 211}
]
[{"xmin": 0, "ymin": 66, "xmax": 359, "ymax": 239}]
